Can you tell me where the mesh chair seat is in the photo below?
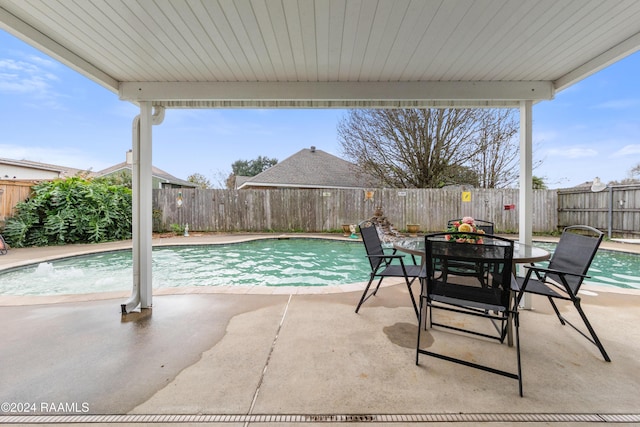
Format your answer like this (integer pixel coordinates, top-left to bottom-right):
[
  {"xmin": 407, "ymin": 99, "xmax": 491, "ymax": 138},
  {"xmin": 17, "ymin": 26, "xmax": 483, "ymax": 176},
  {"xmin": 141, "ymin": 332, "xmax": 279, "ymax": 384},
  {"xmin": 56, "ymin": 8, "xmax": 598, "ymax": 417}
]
[
  {"xmin": 514, "ymin": 275, "xmax": 565, "ymax": 299},
  {"xmin": 376, "ymin": 264, "xmax": 422, "ymax": 278},
  {"xmin": 430, "ymin": 281, "xmax": 508, "ymax": 312}
]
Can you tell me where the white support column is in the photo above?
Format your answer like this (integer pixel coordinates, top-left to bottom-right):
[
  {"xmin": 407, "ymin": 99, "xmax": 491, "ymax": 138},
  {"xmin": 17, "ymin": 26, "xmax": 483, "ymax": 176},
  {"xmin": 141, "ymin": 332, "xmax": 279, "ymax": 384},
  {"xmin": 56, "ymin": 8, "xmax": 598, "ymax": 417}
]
[
  {"xmin": 123, "ymin": 103, "xmax": 164, "ymax": 314},
  {"xmin": 138, "ymin": 102, "xmax": 154, "ymax": 308},
  {"xmin": 519, "ymin": 100, "xmax": 533, "ymax": 246},
  {"xmin": 519, "ymin": 100, "xmax": 534, "ymax": 308}
]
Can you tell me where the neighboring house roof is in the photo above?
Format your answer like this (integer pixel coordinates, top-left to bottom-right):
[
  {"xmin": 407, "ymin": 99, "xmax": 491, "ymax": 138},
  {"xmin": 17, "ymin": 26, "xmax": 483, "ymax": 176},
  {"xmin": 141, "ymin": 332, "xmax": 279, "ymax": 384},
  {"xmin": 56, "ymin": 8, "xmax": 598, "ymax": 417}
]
[
  {"xmin": 234, "ymin": 175, "xmax": 251, "ymax": 189},
  {"xmin": 0, "ymin": 156, "xmax": 196, "ymax": 188},
  {"xmin": 0, "ymin": 157, "xmax": 88, "ymax": 178},
  {"xmin": 95, "ymin": 162, "xmax": 197, "ymax": 188},
  {"xmin": 238, "ymin": 147, "xmax": 378, "ymax": 190}
]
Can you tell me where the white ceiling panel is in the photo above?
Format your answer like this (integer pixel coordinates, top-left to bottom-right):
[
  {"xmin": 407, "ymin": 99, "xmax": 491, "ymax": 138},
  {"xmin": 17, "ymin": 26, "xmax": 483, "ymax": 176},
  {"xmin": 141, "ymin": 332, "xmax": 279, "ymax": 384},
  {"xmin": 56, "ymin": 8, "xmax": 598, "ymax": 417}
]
[{"xmin": 1, "ymin": 0, "xmax": 639, "ymax": 107}]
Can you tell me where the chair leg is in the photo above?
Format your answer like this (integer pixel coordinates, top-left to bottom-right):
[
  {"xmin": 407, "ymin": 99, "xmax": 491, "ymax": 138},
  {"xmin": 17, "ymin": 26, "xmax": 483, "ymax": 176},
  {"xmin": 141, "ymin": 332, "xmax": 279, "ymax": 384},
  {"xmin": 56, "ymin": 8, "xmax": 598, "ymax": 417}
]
[
  {"xmin": 514, "ymin": 310, "xmax": 523, "ymax": 397},
  {"xmin": 547, "ymin": 296, "xmax": 566, "ymax": 325},
  {"xmin": 355, "ymin": 277, "xmax": 376, "ymax": 313},
  {"xmin": 546, "ymin": 294, "xmax": 611, "ymax": 362},
  {"xmin": 416, "ymin": 294, "xmax": 425, "ymax": 365},
  {"xmin": 404, "ymin": 277, "xmax": 419, "ymax": 318},
  {"xmin": 573, "ymin": 299, "xmax": 611, "ymax": 362},
  {"xmin": 372, "ymin": 277, "xmax": 384, "ymax": 296}
]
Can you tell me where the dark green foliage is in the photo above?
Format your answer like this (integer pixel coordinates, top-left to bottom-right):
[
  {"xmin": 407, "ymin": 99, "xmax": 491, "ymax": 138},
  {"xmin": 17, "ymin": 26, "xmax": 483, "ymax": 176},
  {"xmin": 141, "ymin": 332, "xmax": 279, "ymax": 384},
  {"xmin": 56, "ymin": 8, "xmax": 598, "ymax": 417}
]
[
  {"xmin": 231, "ymin": 156, "xmax": 278, "ymax": 176},
  {"xmin": 1, "ymin": 177, "xmax": 132, "ymax": 247}
]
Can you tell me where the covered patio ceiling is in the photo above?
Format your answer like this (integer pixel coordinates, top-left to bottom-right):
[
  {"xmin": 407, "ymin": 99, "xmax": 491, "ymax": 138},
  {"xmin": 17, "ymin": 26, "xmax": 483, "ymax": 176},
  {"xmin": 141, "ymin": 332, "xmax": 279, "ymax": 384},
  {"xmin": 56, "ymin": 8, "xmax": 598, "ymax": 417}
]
[{"xmin": 2, "ymin": 0, "xmax": 640, "ymax": 109}]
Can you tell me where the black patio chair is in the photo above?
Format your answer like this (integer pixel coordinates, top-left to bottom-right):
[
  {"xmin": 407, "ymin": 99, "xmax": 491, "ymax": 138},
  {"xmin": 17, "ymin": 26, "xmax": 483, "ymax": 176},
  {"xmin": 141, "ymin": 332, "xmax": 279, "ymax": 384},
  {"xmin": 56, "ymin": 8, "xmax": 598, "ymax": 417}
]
[
  {"xmin": 356, "ymin": 221, "xmax": 420, "ymax": 318},
  {"xmin": 445, "ymin": 219, "xmax": 496, "ymax": 286},
  {"xmin": 0, "ymin": 234, "xmax": 7, "ymax": 255},
  {"xmin": 514, "ymin": 225, "xmax": 610, "ymax": 362},
  {"xmin": 417, "ymin": 232, "xmax": 523, "ymax": 396}
]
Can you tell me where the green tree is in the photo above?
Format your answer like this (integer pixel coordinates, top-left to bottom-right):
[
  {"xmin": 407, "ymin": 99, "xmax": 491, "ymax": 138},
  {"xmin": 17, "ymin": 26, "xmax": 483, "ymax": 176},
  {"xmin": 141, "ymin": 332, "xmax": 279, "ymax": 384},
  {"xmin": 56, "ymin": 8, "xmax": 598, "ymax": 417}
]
[
  {"xmin": 187, "ymin": 173, "xmax": 212, "ymax": 189},
  {"xmin": 227, "ymin": 155, "xmax": 278, "ymax": 189},
  {"xmin": 231, "ymin": 156, "xmax": 278, "ymax": 176},
  {"xmin": 338, "ymin": 108, "xmax": 521, "ymax": 188},
  {"xmin": 1, "ymin": 177, "xmax": 132, "ymax": 247},
  {"xmin": 532, "ymin": 175, "xmax": 547, "ymax": 189},
  {"xmin": 101, "ymin": 170, "xmax": 133, "ymax": 189}
]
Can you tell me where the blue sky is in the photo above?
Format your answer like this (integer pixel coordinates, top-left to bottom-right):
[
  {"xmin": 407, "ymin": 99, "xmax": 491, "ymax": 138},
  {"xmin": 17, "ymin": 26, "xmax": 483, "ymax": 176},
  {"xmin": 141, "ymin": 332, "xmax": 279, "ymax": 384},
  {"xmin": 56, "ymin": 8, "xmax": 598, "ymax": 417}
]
[{"xmin": 1, "ymin": 29, "xmax": 639, "ymax": 189}]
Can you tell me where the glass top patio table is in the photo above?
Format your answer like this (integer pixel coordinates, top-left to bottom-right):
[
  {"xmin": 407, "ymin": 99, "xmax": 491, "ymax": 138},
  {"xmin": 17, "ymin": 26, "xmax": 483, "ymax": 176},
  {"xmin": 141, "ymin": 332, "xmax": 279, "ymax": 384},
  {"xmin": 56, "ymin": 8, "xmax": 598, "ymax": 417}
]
[{"xmin": 393, "ymin": 237, "xmax": 551, "ymax": 264}]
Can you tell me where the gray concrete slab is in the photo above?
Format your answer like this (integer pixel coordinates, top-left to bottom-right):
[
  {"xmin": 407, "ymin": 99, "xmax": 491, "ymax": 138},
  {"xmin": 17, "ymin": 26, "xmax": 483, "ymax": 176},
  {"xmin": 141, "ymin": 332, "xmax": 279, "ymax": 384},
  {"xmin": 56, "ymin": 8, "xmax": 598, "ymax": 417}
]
[{"xmin": 1, "ymin": 288, "xmax": 639, "ymax": 425}]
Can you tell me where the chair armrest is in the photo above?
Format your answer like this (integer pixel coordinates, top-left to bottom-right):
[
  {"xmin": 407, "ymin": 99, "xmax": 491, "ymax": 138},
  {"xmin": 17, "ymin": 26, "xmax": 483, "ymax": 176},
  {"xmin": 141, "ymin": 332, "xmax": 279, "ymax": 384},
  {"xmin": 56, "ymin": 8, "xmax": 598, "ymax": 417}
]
[
  {"xmin": 367, "ymin": 254, "xmax": 406, "ymax": 260},
  {"xmin": 518, "ymin": 265, "xmax": 587, "ymax": 299},
  {"xmin": 522, "ymin": 265, "xmax": 589, "ymax": 279}
]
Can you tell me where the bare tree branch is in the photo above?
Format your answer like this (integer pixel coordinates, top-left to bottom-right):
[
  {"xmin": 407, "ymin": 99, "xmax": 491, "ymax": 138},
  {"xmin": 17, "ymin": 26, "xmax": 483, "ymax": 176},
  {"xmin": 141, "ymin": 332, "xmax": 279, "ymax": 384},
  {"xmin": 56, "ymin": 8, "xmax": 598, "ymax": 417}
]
[{"xmin": 338, "ymin": 108, "xmax": 521, "ymax": 188}]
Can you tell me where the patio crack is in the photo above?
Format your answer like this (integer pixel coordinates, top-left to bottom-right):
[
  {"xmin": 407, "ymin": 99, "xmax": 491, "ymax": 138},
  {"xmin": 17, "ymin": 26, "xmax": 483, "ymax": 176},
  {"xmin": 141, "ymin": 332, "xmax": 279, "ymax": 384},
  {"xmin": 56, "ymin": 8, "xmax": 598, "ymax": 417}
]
[{"xmin": 245, "ymin": 294, "xmax": 292, "ymax": 426}]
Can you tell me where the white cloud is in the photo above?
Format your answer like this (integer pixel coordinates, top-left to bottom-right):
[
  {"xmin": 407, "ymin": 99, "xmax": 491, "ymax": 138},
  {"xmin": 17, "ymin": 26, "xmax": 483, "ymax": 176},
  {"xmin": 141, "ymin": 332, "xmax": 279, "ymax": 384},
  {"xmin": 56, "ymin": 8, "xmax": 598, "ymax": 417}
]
[
  {"xmin": 611, "ymin": 144, "xmax": 640, "ymax": 157},
  {"xmin": 595, "ymin": 99, "xmax": 640, "ymax": 109},
  {"xmin": 544, "ymin": 147, "xmax": 598, "ymax": 159},
  {"xmin": 0, "ymin": 55, "xmax": 64, "ymax": 109},
  {"xmin": 0, "ymin": 58, "xmax": 57, "ymax": 93},
  {"xmin": 0, "ymin": 144, "xmax": 111, "ymax": 172}
]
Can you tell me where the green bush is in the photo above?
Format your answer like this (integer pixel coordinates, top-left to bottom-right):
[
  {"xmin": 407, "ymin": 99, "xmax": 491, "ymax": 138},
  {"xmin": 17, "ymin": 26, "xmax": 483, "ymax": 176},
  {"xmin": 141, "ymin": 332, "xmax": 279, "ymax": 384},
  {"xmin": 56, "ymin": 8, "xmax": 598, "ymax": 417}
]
[
  {"xmin": 169, "ymin": 223, "xmax": 184, "ymax": 235},
  {"xmin": 1, "ymin": 177, "xmax": 132, "ymax": 247}
]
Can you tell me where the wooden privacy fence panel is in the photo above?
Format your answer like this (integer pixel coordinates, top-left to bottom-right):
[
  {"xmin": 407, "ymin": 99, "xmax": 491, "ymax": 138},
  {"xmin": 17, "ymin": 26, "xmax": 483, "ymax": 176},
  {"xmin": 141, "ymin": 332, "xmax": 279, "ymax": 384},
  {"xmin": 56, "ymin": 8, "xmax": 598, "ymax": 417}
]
[
  {"xmin": 5, "ymin": 182, "xmax": 638, "ymax": 237},
  {"xmin": 373, "ymin": 188, "xmax": 553, "ymax": 233},
  {"xmin": 153, "ymin": 188, "xmax": 558, "ymax": 234},
  {"xmin": 0, "ymin": 180, "xmax": 34, "ymax": 225},
  {"xmin": 558, "ymin": 184, "xmax": 640, "ymax": 237}
]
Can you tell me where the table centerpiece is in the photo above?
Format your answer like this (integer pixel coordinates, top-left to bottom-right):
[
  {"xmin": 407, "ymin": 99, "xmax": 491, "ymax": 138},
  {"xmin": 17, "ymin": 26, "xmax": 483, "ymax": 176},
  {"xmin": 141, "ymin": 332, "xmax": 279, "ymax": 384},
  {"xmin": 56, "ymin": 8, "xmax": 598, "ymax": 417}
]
[{"xmin": 445, "ymin": 216, "xmax": 486, "ymax": 244}]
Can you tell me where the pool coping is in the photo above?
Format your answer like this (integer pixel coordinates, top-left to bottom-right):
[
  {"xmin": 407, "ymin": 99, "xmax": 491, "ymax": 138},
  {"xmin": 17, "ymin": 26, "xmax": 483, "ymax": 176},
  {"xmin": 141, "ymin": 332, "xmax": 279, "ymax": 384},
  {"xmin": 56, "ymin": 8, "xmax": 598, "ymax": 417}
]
[{"xmin": 1, "ymin": 232, "xmax": 639, "ymax": 306}]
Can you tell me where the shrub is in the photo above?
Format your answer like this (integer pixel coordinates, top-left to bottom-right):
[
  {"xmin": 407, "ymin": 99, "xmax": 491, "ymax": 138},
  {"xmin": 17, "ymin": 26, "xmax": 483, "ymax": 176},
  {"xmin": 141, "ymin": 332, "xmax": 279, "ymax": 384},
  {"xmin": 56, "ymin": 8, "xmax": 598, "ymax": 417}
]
[{"xmin": 1, "ymin": 177, "xmax": 132, "ymax": 247}]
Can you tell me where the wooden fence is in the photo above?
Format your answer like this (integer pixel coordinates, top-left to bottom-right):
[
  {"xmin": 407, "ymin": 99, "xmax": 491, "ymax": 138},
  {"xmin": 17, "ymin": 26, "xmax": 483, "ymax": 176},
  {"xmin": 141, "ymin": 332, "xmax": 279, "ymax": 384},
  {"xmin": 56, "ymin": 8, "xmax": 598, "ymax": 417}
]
[
  {"xmin": 558, "ymin": 184, "xmax": 640, "ymax": 238},
  {"xmin": 0, "ymin": 180, "xmax": 34, "ymax": 226},
  {"xmin": 10, "ymin": 182, "xmax": 637, "ymax": 236},
  {"xmin": 153, "ymin": 188, "xmax": 558, "ymax": 234}
]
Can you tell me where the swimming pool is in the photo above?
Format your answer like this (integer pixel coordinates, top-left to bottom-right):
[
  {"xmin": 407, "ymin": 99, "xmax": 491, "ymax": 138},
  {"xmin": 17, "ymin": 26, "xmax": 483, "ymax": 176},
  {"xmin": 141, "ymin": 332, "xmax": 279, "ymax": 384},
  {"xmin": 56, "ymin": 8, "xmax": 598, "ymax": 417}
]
[
  {"xmin": 0, "ymin": 239, "xmax": 638, "ymax": 296},
  {"xmin": 0, "ymin": 239, "xmax": 372, "ymax": 296}
]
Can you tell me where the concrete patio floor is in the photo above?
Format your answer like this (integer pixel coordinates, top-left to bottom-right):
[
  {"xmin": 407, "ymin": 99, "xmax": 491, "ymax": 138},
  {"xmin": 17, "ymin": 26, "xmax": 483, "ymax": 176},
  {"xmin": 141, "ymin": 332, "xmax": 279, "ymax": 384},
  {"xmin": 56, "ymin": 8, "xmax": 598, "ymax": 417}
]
[{"xmin": 1, "ymin": 234, "xmax": 639, "ymax": 426}]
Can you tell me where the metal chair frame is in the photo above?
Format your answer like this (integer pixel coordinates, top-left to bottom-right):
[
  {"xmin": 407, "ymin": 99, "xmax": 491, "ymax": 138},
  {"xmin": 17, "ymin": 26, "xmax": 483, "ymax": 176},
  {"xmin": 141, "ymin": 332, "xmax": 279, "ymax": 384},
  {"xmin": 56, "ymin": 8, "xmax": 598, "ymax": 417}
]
[
  {"xmin": 356, "ymin": 221, "xmax": 420, "ymax": 318},
  {"xmin": 417, "ymin": 232, "xmax": 523, "ymax": 396},
  {"xmin": 0, "ymin": 235, "xmax": 7, "ymax": 255},
  {"xmin": 514, "ymin": 225, "xmax": 610, "ymax": 362}
]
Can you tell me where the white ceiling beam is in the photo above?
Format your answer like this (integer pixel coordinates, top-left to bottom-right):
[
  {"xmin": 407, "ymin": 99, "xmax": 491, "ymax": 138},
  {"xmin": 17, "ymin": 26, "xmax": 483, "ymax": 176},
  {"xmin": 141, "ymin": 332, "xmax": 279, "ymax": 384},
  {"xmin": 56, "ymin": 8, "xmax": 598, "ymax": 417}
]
[
  {"xmin": 119, "ymin": 81, "xmax": 554, "ymax": 104},
  {"xmin": 149, "ymin": 99, "xmax": 532, "ymax": 109},
  {"xmin": 0, "ymin": 6, "xmax": 119, "ymax": 93},
  {"xmin": 554, "ymin": 30, "xmax": 640, "ymax": 92}
]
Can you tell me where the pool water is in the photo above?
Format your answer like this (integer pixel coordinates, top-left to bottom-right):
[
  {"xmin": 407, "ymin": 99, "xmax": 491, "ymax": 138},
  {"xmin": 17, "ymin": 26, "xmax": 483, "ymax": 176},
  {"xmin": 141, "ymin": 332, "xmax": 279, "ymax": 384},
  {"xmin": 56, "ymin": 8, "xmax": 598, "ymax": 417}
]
[
  {"xmin": 1, "ymin": 239, "xmax": 639, "ymax": 296},
  {"xmin": 0, "ymin": 239, "xmax": 372, "ymax": 296}
]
